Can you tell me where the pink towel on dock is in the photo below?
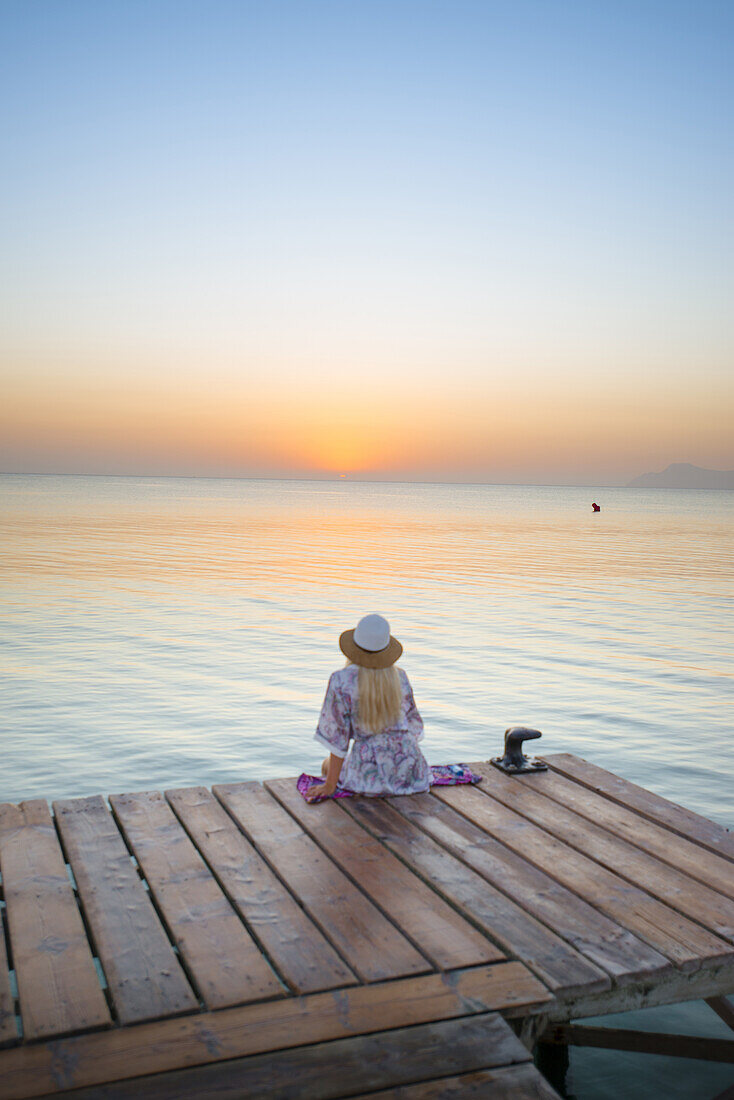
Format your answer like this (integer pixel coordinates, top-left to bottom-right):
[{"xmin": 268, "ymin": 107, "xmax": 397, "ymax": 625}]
[{"xmin": 296, "ymin": 764, "xmax": 481, "ymax": 802}]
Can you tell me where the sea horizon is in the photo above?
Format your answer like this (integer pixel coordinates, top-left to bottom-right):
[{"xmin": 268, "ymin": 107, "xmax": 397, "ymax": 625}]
[{"xmin": 3, "ymin": 468, "xmax": 733, "ymax": 490}]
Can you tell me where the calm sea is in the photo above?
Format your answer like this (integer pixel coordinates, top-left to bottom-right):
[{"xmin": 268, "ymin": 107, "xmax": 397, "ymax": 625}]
[{"xmin": 1, "ymin": 473, "xmax": 733, "ymax": 1098}]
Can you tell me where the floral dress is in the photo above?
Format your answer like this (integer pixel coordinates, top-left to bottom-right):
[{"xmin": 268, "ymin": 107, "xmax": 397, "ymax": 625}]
[{"xmin": 314, "ymin": 664, "xmax": 432, "ymax": 795}]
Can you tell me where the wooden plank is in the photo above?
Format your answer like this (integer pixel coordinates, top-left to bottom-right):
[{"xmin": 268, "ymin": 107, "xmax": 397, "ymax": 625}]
[
  {"xmin": 340, "ymin": 796, "xmax": 609, "ymax": 996},
  {"xmin": 109, "ymin": 790, "xmax": 283, "ymax": 1009},
  {"xmin": 52, "ymin": 795, "xmax": 197, "ymax": 1026},
  {"xmin": 535, "ymin": 953, "xmax": 734, "ymax": 1025},
  {"xmin": 266, "ymin": 777, "xmax": 504, "ymax": 970},
  {"xmin": 390, "ymin": 790, "xmax": 670, "ymax": 984},
  {"xmin": 213, "ymin": 781, "xmax": 431, "ymax": 983},
  {"xmin": 0, "ymin": 962, "xmax": 551, "ymax": 1099},
  {"xmin": 523, "ymin": 767, "xmax": 734, "ymax": 900},
  {"xmin": 351, "ymin": 1064, "xmax": 562, "ymax": 1099},
  {"xmin": 468, "ymin": 764, "xmax": 734, "ymax": 944},
  {"xmin": 437, "ymin": 774, "xmax": 732, "ymax": 969},
  {"xmin": 8, "ymin": 1067, "xmax": 564, "ymax": 1100},
  {"xmin": 541, "ymin": 1022, "xmax": 734, "ymax": 1063},
  {"xmin": 546, "ymin": 753, "xmax": 734, "ymax": 862},
  {"xmin": 0, "ymin": 800, "xmax": 110, "ymax": 1041},
  {"xmin": 165, "ymin": 785, "xmax": 357, "ymax": 994},
  {"xmin": 32, "ymin": 1013, "xmax": 533, "ymax": 1100},
  {"xmin": 0, "ymin": 873, "xmax": 19, "ymax": 1047}
]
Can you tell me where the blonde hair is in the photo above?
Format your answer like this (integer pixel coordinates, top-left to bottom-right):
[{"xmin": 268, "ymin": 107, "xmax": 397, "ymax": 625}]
[{"xmin": 347, "ymin": 662, "xmax": 402, "ymax": 734}]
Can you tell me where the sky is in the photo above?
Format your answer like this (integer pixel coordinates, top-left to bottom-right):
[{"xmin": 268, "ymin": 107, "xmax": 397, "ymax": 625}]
[{"xmin": 1, "ymin": 0, "xmax": 733, "ymax": 484}]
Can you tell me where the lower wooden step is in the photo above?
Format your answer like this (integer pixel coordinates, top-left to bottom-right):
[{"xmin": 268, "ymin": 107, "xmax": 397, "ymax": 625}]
[
  {"xmin": 0, "ymin": 962, "xmax": 551, "ymax": 1099},
  {"xmin": 35, "ymin": 1013, "xmax": 559, "ymax": 1100}
]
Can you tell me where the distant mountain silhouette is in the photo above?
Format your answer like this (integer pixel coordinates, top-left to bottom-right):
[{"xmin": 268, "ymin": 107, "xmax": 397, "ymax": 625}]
[{"xmin": 627, "ymin": 463, "xmax": 734, "ymax": 489}]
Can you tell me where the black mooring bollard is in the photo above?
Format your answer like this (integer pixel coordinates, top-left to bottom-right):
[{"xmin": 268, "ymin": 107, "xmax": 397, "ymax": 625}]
[{"xmin": 491, "ymin": 726, "xmax": 548, "ymax": 774}]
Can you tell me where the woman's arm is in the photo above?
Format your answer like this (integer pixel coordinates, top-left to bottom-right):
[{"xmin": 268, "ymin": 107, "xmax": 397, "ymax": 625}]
[{"xmin": 305, "ymin": 753, "xmax": 344, "ymax": 802}]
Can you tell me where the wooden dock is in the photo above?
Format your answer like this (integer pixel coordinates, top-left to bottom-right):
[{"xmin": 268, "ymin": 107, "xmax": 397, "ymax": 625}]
[{"xmin": 1, "ymin": 753, "xmax": 733, "ymax": 1098}]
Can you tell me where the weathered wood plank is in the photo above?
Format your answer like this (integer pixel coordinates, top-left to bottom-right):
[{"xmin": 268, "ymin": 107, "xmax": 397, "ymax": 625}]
[
  {"xmin": 351, "ymin": 1064, "xmax": 562, "ymax": 1099},
  {"xmin": 30, "ymin": 1013, "xmax": 533, "ymax": 1100},
  {"xmin": 165, "ymin": 785, "xmax": 357, "ymax": 994},
  {"xmin": 341, "ymin": 796, "xmax": 609, "ymax": 996},
  {"xmin": 214, "ymin": 781, "xmax": 431, "ymax": 982},
  {"xmin": 30, "ymin": 1067, "xmax": 564, "ymax": 1100},
  {"xmin": 391, "ymin": 790, "xmax": 670, "ymax": 984},
  {"xmin": 546, "ymin": 753, "xmax": 734, "ymax": 862},
  {"xmin": 533, "ymin": 953, "xmax": 734, "ymax": 1026},
  {"xmin": 524, "ymin": 768, "xmax": 734, "ymax": 900},
  {"xmin": 266, "ymin": 777, "xmax": 504, "ymax": 970},
  {"xmin": 52, "ymin": 796, "xmax": 197, "ymax": 1025},
  {"xmin": 0, "ymin": 800, "xmax": 110, "ymax": 1041},
  {"xmin": 439, "ymin": 773, "xmax": 732, "ymax": 969},
  {"xmin": 109, "ymin": 790, "xmax": 283, "ymax": 1009},
  {"xmin": 0, "ymin": 962, "xmax": 550, "ymax": 1099},
  {"xmin": 469, "ymin": 765, "xmax": 734, "ymax": 943},
  {"xmin": 0, "ymin": 905, "xmax": 17, "ymax": 1047}
]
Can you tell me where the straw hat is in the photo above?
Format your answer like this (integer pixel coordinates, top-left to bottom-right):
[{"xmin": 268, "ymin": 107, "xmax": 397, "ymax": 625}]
[{"xmin": 339, "ymin": 614, "xmax": 403, "ymax": 669}]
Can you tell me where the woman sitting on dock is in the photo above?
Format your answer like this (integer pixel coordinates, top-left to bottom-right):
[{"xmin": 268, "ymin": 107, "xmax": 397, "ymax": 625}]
[{"xmin": 305, "ymin": 614, "xmax": 432, "ymax": 802}]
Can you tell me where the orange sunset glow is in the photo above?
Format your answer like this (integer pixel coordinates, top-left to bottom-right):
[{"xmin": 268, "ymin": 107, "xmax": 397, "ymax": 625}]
[{"xmin": 3, "ymin": 358, "xmax": 732, "ymax": 484}]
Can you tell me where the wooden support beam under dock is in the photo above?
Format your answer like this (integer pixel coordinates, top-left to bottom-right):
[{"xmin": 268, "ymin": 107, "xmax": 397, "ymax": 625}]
[{"xmin": 0, "ymin": 753, "xmax": 733, "ymax": 1098}]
